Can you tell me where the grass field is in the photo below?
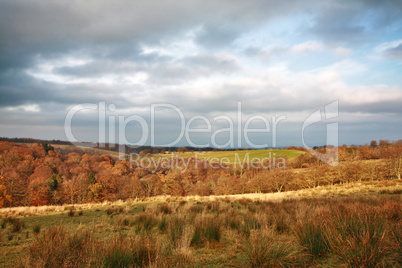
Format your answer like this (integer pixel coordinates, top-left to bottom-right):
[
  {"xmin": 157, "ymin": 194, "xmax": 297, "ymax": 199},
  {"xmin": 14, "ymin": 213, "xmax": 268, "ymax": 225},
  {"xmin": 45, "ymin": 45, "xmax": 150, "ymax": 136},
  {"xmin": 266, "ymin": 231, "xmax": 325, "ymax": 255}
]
[
  {"xmin": 1, "ymin": 180, "xmax": 401, "ymax": 267},
  {"xmin": 51, "ymin": 145, "xmax": 305, "ymax": 167},
  {"xmin": 156, "ymin": 149, "xmax": 304, "ymax": 164}
]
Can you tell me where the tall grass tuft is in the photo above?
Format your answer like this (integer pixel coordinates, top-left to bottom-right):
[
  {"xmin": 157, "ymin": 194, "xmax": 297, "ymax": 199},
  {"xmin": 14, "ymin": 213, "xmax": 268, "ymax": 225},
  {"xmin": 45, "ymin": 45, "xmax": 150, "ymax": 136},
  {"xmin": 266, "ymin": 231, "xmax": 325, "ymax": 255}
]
[
  {"xmin": 24, "ymin": 225, "xmax": 94, "ymax": 267},
  {"xmin": 167, "ymin": 215, "xmax": 186, "ymax": 248},
  {"xmin": 159, "ymin": 202, "xmax": 173, "ymax": 214},
  {"xmin": 32, "ymin": 223, "xmax": 41, "ymax": 234},
  {"xmin": 1, "ymin": 217, "xmax": 24, "ymax": 232},
  {"xmin": 330, "ymin": 206, "xmax": 390, "ymax": 267},
  {"xmin": 102, "ymin": 235, "xmax": 159, "ymax": 267},
  {"xmin": 191, "ymin": 216, "xmax": 221, "ymax": 247},
  {"xmin": 134, "ymin": 212, "xmax": 158, "ymax": 233},
  {"xmin": 273, "ymin": 211, "xmax": 290, "ymax": 234},
  {"xmin": 202, "ymin": 217, "xmax": 221, "ymax": 243},
  {"xmin": 158, "ymin": 216, "xmax": 168, "ymax": 232},
  {"xmin": 241, "ymin": 233, "xmax": 302, "ymax": 268},
  {"xmin": 390, "ymin": 222, "xmax": 402, "ymax": 266},
  {"xmin": 293, "ymin": 219, "xmax": 330, "ymax": 258},
  {"xmin": 67, "ymin": 209, "xmax": 75, "ymax": 217},
  {"xmin": 102, "ymin": 239, "xmax": 133, "ymax": 268}
]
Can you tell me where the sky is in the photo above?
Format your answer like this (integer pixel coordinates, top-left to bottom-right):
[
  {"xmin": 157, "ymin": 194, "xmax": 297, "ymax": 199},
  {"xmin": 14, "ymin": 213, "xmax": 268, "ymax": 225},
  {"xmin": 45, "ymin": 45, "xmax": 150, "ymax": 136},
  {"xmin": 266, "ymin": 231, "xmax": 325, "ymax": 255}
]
[{"xmin": 0, "ymin": 0, "xmax": 402, "ymax": 148}]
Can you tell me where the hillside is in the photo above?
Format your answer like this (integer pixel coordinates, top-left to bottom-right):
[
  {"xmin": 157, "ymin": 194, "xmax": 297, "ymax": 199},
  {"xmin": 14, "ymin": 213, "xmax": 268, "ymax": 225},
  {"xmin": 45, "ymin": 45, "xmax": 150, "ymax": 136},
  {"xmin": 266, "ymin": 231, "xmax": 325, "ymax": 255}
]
[{"xmin": 1, "ymin": 140, "xmax": 402, "ymax": 267}]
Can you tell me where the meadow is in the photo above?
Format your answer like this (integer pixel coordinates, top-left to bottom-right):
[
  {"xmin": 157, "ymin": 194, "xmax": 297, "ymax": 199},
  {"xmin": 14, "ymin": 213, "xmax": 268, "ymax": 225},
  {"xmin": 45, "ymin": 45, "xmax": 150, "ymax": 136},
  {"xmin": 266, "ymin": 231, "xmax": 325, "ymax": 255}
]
[
  {"xmin": 0, "ymin": 182, "xmax": 401, "ymax": 268},
  {"xmin": 156, "ymin": 149, "xmax": 304, "ymax": 164}
]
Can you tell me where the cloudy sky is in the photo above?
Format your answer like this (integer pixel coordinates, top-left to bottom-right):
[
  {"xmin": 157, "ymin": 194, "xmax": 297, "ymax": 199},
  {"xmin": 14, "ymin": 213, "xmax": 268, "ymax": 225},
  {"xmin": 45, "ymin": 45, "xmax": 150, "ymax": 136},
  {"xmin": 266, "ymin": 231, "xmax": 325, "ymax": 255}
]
[{"xmin": 0, "ymin": 0, "xmax": 401, "ymax": 148}]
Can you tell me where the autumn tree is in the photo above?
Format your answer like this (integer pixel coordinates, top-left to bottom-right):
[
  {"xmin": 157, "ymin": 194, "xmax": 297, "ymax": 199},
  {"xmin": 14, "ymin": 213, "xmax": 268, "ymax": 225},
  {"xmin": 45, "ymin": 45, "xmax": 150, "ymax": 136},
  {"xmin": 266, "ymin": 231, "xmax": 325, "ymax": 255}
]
[
  {"xmin": 0, "ymin": 175, "xmax": 11, "ymax": 207},
  {"xmin": 40, "ymin": 143, "xmax": 54, "ymax": 154},
  {"xmin": 388, "ymin": 149, "xmax": 402, "ymax": 180}
]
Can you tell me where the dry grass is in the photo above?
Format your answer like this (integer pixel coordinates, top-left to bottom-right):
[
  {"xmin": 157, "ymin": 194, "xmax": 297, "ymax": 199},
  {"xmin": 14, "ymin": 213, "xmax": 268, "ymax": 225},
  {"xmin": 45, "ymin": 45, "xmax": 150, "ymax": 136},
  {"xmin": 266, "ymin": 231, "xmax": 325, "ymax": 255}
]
[
  {"xmin": 0, "ymin": 194, "xmax": 398, "ymax": 267},
  {"xmin": 2, "ymin": 180, "xmax": 401, "ymax": 219}
]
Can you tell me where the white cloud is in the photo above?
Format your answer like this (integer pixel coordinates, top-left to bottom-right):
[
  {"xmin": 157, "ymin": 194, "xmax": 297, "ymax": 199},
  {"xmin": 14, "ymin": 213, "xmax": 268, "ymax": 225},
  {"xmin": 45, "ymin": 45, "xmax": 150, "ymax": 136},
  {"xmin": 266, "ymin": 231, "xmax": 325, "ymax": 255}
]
[
  {"xmin": 324, "ymin": 59, "xmax": 367, "ymax": 76},
  {"xmin": 375, "ymin": 39, "xmax": 402, "ymax": 53},
  {"xmin": 6, "ymin": 104, "xmax": 41, "ymax": 113},
  {"xmin": 291, "ymin": 41, "xmax": 323, "ymax": 53},
  {"xmin": 373, "ymin": 39, "xmax": 402, "ymax": 59},
  {"xmin": 334, "ymin": 47, "xmax": 351, "ymax": 56}
]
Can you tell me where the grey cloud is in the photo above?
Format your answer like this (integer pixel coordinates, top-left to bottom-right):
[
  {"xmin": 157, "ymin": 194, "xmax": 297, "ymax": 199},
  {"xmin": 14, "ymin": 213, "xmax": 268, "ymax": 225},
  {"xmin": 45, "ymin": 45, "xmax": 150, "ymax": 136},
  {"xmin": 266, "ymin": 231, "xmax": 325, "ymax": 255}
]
[
  {"xmin": 341, "ymin": 100, "xmax": 402, "ymax": 114},
  {"xmin": 0, "ymin": 71, "xmax": 133, "ymax": 108},
  {"xmin": 195, "ymin": 24, "xmax": 242, "ymax": 48},
  {"xmin": 0, "ymin": 0, "xmax": 316, "ymax": 71},
  {"xmin": 1, "ymin": 0, "xmax": 402, "ymax": 145},
  {"xmin": 143, "ymin": 54, "xmax": 241, "ymax": 85},
  {"xmin": 306, "ymin": 0, "xmax": 402, "ymax": 45},
  {"xmin": 306, "ymin": 2, "xmax": 367, "ymax": 45},
  {"xmin": 183, "ymin": 54, "xmax": 240, "ymax": 72},
  {"xmin": 54, "ymin": 60, "xmax": 142, "ymax": 78},
  {"xmin": 242, "ymin": 46, "xmax": 288, "ymax": 61},
  {"xmin": 385, "ymin": 43, "xmax": 402, "ymax": 58},
  {"xmin": 54, "ymin": 53, "xmax": 240, "ymax": 84}
]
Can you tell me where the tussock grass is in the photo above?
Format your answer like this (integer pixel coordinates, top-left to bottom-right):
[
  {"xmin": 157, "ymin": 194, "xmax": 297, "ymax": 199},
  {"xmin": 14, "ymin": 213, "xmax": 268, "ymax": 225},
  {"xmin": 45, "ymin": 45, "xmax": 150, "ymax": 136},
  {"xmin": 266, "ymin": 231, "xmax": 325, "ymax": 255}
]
[
  {"xmin": 134, "ymin": 213, "xmax": 158, "ymax": 233},
  {"xmin": 293, "ymin": 218, "xmax": 330, "ymax": 258},
  {"xmin": 102, "ymin": 235, "xmax": 161, "ymax": 268},
  {"xmin": 329, "ymin": 205, "xmax": 390, "ymax": 267},
  {"xmin": 390, "ymin": 222, "xmax": 402, "ymax": 266},
  {"xmin": 32, "ymin": 223, "xmax": 41, "ymax": 234},
  {"xmin": 24, "ymin": 225, "xmax": 95, "ymax": 267},
  {"xmin": 241, "ymin": 232, "xmax": 303, "ymax": 268},
  {"xmin": 1, "ymin": 217, "xmax": 24, "ymax": 233},
  {"xmin": 158, "ymin": 202, "xmax": 173, "ymax": 214},
  {"xmin": 1, "ymin": 193, "xmax": 399, "ymax": 267}
]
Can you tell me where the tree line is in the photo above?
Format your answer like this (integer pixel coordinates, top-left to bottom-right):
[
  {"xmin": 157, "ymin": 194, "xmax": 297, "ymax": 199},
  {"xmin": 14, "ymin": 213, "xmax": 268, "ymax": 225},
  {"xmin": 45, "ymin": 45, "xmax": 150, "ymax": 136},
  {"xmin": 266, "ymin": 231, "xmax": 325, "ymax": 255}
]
[{"xmin": 0, "ymin": 140, "xmax": 401, "ymax": 207}]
